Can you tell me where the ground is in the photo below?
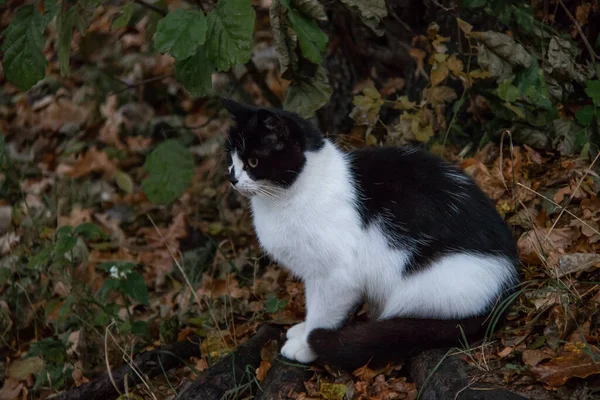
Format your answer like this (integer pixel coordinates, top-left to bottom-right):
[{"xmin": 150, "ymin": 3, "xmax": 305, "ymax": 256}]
[{"xmin": 1, "ymin": 1, "xmax": 600, "ymax": 399}]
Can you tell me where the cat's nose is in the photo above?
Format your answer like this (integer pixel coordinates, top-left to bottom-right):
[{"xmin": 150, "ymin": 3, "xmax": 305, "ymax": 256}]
[{"xmin": 229, "ymin": 176, "xmax": 238, "ymax": 185}]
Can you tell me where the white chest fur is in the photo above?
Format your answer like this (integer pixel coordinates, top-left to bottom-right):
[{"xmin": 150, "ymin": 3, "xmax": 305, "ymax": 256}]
[{"xmin": 250, "ymin": 141, "xmax": 360, "ymax": 279}]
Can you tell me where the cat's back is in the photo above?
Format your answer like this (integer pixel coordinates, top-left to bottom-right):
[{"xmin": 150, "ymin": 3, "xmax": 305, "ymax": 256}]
[{"xmin": 349, "ymin": 145, "xmax": 519, "ymax": 271}]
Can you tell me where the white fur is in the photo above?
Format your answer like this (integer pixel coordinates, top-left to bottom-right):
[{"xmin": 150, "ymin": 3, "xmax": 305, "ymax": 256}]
[{"xmin": 233, "ymin": 140, "xmax": 514, "ymax": 363}]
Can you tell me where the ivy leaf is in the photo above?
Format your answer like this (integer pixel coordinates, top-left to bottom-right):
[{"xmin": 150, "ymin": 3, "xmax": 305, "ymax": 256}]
[
  {"xmin": 54, "ymin": 226, "xmax": 77, "ymax": 256},
  {"xmin": 154, "ymin": 9, "xmax": 207, "ymax": 60},
  {"xmin": 575, "ymin": 105, "xmax": 594, "ymax": 126},
  {"xmin": 112, "ymin": 2, "xmax": 134, "ymax": 30},
  {"xmin": 585, "ymin": 80, "xmax": 600, "ymax": 106},
  {"xmin": 120, "ymin": 271, "xmax": 149, "ymax": 305},
  {"xmin": 28, "ymin": 246, "xmax": 52, "ymax": 270},
  {"xmin": 97, "ymin": 278, "xmax": 120, "ymax": 302},
  {"xmin": 205, "ymin": 0, "xmax": 255, "ymax": 71},
  {"xmin": 284, "ymin": 66, "xmax": 332, "ymax": 118},
  {"xmin": 74, "ymin": 223, "xmax": 106, "ymax": 240},
  {"xmin": 175, "ymin": 47, "xmax": 214, "ymax": 97},
  {"xmin": 497, "ymin": 80, "xmax": 519, "ymax": 103},
  {"xmin": 282, "ymin": 0, "xmax": 327, "ymax": 64},
  {"xmin": 0, "ymin": 5, "xmax": 48, "ymax": 90},
  {"xmin": 142, "ymin": 140, "xmax": 194, "ymax": 204}
]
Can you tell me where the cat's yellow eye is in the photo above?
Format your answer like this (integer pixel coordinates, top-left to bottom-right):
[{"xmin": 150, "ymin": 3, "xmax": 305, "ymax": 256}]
[{"xmin": 248, "ymin": 158, "xmax": 258, "ymax": 168}]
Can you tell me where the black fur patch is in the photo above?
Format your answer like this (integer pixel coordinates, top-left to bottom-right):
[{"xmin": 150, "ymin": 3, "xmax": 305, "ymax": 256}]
[{"xmin": 349, "ymin": 147, "xmax": 519, "ymax": 287}]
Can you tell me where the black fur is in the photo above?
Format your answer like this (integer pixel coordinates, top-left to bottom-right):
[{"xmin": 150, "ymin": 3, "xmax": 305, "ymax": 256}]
[{"xmin": 349, "ymin": 147, "xmax": 519, "ymax": 281}]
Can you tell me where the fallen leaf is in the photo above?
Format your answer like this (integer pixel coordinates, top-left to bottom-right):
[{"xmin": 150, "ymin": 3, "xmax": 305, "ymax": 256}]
[
  {"xmin": 531, "ymin": 342, "xmax": 600, "ymax": 387},
  {"xmin": 62, "ymin": 147, "xmax": 118, "ymax": 179},
  {"xmin": 498, "ymin": 346, "xmax": 514, "ymax": 358},
  {"xmin": 557, "ymin": 253, "xmax": 600, "ymax": 277},
  {"xmin": 320, "ymin": 382, "xmax": 346, "ymax": 400},
  {"xmin": 522, "ymin": 348, "xmax": 552, "ymax": 367},
  {"xmin": 0, "ymin": 378, "xmax": 24, "ymax": 400}
]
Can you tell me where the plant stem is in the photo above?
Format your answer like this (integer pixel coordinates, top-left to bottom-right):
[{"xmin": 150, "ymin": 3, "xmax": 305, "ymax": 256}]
[{"xmin": 133, "ymin": 0, "xmax": 167, "ymax": 17}]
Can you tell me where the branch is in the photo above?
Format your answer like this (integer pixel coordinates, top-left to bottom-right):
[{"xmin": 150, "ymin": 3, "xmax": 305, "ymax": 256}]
[
  {"xmin": 133, "ymin": 0, "xmax": 167, "ymax": 17},
  {"xmin": 52, "ymin": 335, "xmax": 202, "ymax": 400},
  {"xmin": 245, "ymin": 59, "xmax": 283, "ymax": 108}
]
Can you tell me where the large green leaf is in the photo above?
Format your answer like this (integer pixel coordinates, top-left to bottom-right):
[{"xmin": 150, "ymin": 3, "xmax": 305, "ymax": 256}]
[
  {"xmin": 205, "ymin": 0, "xmax": 255, "ymax": 71},
  {"xmin": 284, "ymin": 66, "xmax": 332, "ymax": 118},
  {"xmin": 282, "ymin": 0, "xmax": 327, "ymax": 64},
  {"xmin": 120, "ymin": 271, "xmax": 149, "ymax": 305},
  {"xmin": 1, "ymin": 5, "xmax": 48, "ymax": 90},
  {"xmin": 175, "ymin": 47, "xmax": 214, "ymax": 97},
  {"xmin": 142, "ymin": 140, "xmax": 194, "ymax": 204},
  {"xmin": 154, "ymin": 9, "xmax": 207, "ymax": 61}
]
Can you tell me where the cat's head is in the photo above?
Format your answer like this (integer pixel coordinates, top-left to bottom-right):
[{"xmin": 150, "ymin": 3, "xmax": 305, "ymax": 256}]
[{"xmin": 222, "ymin": 98, "xmax": 324, "ymax": 197}]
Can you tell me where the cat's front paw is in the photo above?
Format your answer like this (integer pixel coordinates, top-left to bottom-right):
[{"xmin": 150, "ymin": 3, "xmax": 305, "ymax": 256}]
[
  {"xmin": 281, "ymin": 337, "xmax": 317, "ymax": 363},
  {"xmin": 286, "ymin": 322, "xmax": 306, "ymax": 339}
]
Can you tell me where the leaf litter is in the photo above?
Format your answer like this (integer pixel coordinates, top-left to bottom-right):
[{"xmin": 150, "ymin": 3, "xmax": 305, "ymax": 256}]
[{"xmin": 1, "ymin": 2, "xmax": 600, "ymax": 400}]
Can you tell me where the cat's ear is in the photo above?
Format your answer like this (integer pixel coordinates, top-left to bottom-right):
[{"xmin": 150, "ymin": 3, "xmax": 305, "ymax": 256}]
[
  {"xmin": 257, "ymin": 109, "xmax": 290, "ymax": 139},
  {"xmin": 221, "ymin": 97, "xmax": 255, "ymax": 122}
]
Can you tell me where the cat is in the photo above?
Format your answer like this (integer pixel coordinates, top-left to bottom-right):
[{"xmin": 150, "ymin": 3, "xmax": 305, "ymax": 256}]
[{"xmin": 222, "ymin": 98, "xmax": 519, "ymax": 370}]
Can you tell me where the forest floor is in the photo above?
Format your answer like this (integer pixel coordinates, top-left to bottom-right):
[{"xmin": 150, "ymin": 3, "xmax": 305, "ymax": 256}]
[{"xmin": 2, "ymin": 1, "xmax": 600, "ymax": 400}]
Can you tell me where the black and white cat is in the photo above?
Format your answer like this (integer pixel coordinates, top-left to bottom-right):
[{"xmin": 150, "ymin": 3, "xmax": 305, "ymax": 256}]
[{"xmin": 223, "ymin": 98, "xmax": 519, "ymax": 370}]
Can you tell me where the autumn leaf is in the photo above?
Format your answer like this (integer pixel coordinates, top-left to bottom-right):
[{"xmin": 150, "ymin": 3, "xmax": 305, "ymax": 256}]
[{"xmin": 531, "ymin": 342, "xmax": 600, "ymax": 387}]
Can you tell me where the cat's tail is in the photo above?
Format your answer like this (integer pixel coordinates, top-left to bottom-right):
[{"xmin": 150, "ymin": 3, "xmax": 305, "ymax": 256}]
[{"xmin": 307, "ymin": 316, "xmax": 489, "ymax": 371}]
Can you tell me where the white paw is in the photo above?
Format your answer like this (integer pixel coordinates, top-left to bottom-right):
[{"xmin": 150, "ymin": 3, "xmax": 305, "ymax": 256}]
[
  {"xmin": 281, "ymin": 337, "xmax": 317, "ymax": 363},
  {"xmin": 286, "ymin": 322, "xmax": 306, "ymax": 339}
]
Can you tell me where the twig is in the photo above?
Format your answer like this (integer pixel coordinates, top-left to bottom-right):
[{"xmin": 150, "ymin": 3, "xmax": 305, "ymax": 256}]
[
  {"xmin": 104, "ymin": 322, "xmax": 123, "ymax": 398},
  {"xmin": 545, "ymin": 150, "xmax": 600, "ymax": 240},
  {"xmin": 245, "ymin": 59, "xmax": 282, "ymax": 108},
  {"xmin": 108, "ymin": 74, "xmax": 173, "ymax": 96},
  {"xmin": 558, "ymin": 0, "xmax": 600, "ymax": 79},
  {"xmin": 516, "ymin": 183, "xmax": 600, "ymax": 236},
  {"xmin": 133, "ymin": 0, "xmax": 167, "ymax": 16},
  {"xmin": 146, "ymin": 215, "xmax": 228, "ymax": 347}
]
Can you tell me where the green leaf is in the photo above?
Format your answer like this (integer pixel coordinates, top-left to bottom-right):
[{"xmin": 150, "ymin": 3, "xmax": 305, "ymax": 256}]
[
  {"xmin": 54, "ymin": 226, "xmax": 77, "ymax": 255},
  {"xmin": 112, "ymin": 2, "xmax": 134, "ymax": 30},
  {"xmin": 264, "ymin": 293, "xmax": 287, "ymax": 313},
  {"xmin": 154, "ymin": 9, "xmax": 207, "ymax": 60},
  {"xmin": 115, "ymin": 169, "xmax": 135, "ymax": 194},
  {"xmin": 56, "ymin": 7, "xmax": 76, "ymax": 76},
  {"xmin": 0, "ymin": 5, "xmax": 48, "ymax": 90},
  {"xmin": 28, "ymin": 246, "xmax": 52, "ymax": 269},
  {"xmin": 497, "ymin": 80, "xmax": 519, "ymax": 103},
  {"xmin": 284, "ymin": 66, "xmax": 332, "ymax": 118},
  {"xmin": 282, "ymin": 0, "xmax": 327, "ymax": 64},
  {"xmin": 575, "ymin": 105, "xmax": 595, "ymax": 126},
  {"xmin": 175, "ymin": 47, "xmax": 214, "ymax": 97},
  {"xmin": 205, "ymin": 0, "xmax": 255, "ymax": 71},
  {"xmin": 585, "ymin": 80, "xmax": 600, "ymax": 106},
  {"xmin": 142, "ymin": 140, "xmax": 194, "ymax": 204},
  {"xmin": 74, "ymin": 223, "xmax": 106, "ymax": 240},
  {"xmin": 97, "ymin": 278, "xmax": 120, "ymax": 302},
  {"xmin": 120, "ymin": 271, "xmax": 149, "ymax": 305}
]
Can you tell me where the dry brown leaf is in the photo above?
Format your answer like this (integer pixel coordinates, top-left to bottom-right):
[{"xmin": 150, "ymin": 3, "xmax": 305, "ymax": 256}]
[
  {"xmin": 58, "ymin": 206, "xmax": 93, "ymax": 228},
  {"xmin": 62, "ymin": 147, "xmax": 118, "ymax": 179},
  {"xmin": 423, "ymin": 86, "xmax": 457, "ymax": 105},
  {"xmin": 430, "ymin": 62, "xmax": 448, "ymax": 86},
  {"xmin": 0, "ymin": 378, "xmax": 24, "ymax": 400},
  {"xmin": 531, "ymin": 342, "xmax": 600, "ymax": 387},
  {"xmin": 522, "ymin": 348, "xmax": 552, "ymax": 367},
  {"xmin": 380, "ymin": 77, "xmax": 405, "ymax": 96},
  {"xmin": 556, "ymin": 253, "xmax": 600, "ymax": 277},
  {"xmin": 498, "ymin": 346, "xmax": 513, "ymax": 358}
]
